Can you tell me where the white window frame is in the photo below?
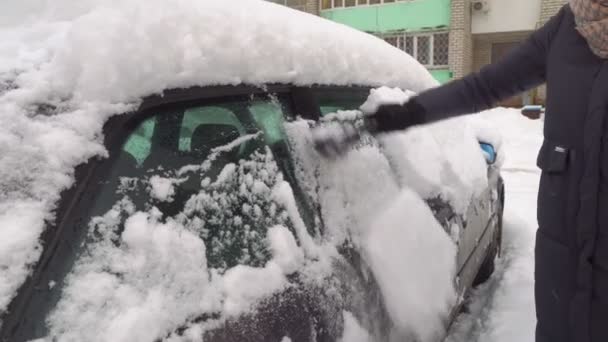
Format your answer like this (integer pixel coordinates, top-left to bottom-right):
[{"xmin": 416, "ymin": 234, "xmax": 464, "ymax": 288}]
[
  {"xmin": 382, "ymin": 31, "xmax": 449, "ymax": 69},
  {"xmin": 321, "ymin": 0, "xmax": 409, "ymax": 10}
]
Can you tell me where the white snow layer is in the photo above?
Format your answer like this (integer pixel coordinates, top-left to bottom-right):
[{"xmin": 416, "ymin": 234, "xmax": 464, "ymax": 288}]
[
  {"xmin": 363, "ymin": 87, "xmax": 501, "ymax": 213},
  {"xmin": 0, "ymin": 0, "xmax": 435, "ymax": 319},
  {"xmin": 365, "ymin": 189, "xmax": 457, "ymax": 342}
]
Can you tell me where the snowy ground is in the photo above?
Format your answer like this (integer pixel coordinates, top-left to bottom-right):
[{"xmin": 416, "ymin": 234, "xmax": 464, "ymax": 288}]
[{"xmin": 446, "ymin": 107, "xmax": 544, "ymax": 342}]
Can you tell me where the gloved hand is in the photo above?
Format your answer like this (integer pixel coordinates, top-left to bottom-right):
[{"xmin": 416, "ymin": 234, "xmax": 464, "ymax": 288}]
[
  {"xmin": 311, "ymin": 98, "xmax": 427, "ymax": 159},
  {"xmin": 363, "ymin": 98, "xmax": 427, "ymax": 133}
]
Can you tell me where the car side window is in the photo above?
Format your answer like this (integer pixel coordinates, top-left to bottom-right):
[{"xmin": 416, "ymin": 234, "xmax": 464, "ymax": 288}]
[
  {"xmin": 122, "ymin": 117, "xmax": 155, "ymax": 166},
  {"xmin": 314, "ymin": 87, "xmax": 370, "ymax": 116},
  {"xmin": 107, "ymin": 97, "xmax": 301, "ymax": 269},
  {"xmin": 177, "ymin": 107, "xmax": 246, "ymax": 152}
]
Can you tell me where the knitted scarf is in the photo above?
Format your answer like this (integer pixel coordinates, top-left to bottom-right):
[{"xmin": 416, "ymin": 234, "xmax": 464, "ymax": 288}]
[{"xmin": 569, "ymin": 0, "xmax": 608, "ymax": 58}]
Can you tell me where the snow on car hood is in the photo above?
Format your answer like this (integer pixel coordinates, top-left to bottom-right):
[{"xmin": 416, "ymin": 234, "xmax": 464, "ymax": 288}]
[{"xmin": 0, "ymin": 0, "xmax": 501, "ymax": 340}]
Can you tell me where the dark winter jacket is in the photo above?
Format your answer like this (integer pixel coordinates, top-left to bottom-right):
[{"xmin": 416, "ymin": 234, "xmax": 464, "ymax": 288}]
[{"xmin": 411, "ymin": 5, "xmax": 608, "ymax": 342}]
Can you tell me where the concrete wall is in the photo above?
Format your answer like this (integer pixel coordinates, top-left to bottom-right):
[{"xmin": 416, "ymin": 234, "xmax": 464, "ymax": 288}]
[
  {"xmin": 472, "ymin": 31, "xmax": 531, "ymax": 70},
  {"xmin": 472, "ymin": 0, "xmax": 541, "ymax": 34},
  {"xmin": 320, "ymin": 0, "xmax": 451, "ymax": 33}
]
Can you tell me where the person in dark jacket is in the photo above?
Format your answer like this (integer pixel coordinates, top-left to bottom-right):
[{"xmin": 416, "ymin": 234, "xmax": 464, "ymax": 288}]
[{"xmin": 314, "ymin": 1, "xmax": 608, "ymax": 341}]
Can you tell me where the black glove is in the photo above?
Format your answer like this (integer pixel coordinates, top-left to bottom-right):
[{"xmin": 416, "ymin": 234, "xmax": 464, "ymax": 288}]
[{"xmin": 364, "ymin": 98, "xmax": 427, "ymax": 134}]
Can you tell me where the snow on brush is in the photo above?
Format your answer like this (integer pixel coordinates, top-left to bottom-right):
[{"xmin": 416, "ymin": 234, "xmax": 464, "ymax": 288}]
[{"xmin": 0, "ymin": 0, "xmax": 435, "ymax": 321}]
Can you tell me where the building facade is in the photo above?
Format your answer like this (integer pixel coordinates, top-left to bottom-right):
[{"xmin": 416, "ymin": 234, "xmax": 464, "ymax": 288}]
[{"xmin": 271, "ymin": 0, "xmax": 567, "ymax": 104}]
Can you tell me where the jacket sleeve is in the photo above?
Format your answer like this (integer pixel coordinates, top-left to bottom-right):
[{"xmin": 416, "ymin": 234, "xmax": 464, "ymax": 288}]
[{"xmin": 414, "ymin": 5, "xmax": 567, "ymax": 123}]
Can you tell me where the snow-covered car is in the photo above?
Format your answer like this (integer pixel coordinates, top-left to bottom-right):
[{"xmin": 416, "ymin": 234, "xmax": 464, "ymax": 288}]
[{"xmin": 0, "ymin": 1, "xmax": 503, "ymax": 341}]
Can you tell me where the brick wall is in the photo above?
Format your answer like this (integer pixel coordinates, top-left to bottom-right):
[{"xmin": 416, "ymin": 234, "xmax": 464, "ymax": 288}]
[
  {"xmin": 472, "ymin": 31, "xmax": 531, "ymax": 70},
  {"xmin": 449, "ymin": 0, "xmax": 474, "ymax": 78},
  {"xmin": 472, "ymin": 39, "xmax": 491, "ymax": 71},
  {"xmin": 305, "ymin": 0, "xmax": 319, "ymax": 15}
]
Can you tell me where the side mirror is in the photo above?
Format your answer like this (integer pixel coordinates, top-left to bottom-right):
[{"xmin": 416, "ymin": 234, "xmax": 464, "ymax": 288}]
[
  {"xmin": 521, "ymin": 105, "xmax": 544, "ymax": 120},
  {"xmin": 479, "ymin": 142, "xmax": 497, "ymax": 164}
]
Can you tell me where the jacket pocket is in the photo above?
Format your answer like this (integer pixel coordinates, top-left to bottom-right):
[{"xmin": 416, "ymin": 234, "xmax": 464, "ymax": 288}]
[
  {"xmin": 536, "ymin": 140, "xmax": 569, "ymax": 173},
  {"xmin": 536, "ymin": 140, "xmax": 571, "ymax": 243}
]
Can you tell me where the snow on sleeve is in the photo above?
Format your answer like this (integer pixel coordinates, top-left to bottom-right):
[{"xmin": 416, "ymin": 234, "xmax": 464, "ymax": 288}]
[{"xmin": 364, "ymin": 189, "xmax": 457, "ymax": 342}]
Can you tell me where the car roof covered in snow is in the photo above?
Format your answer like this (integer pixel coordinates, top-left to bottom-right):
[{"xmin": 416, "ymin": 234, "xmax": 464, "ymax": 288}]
[{"xmin": 1, "ymin": 0, "xmax": 437, "ymax": 105}]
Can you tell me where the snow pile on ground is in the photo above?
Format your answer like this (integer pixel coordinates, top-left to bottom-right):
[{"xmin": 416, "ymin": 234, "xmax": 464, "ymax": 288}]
[
  {"xmin": 446, "ymin": 108, "xmax": 544, "ymax": 342},
  {"xmin": 0, "ymin": 0, "xmax": 436, "ymax": 320}
]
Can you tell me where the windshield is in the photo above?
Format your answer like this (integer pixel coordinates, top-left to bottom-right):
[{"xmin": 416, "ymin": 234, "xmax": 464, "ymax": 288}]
[{"xmin": 13, "ymin": 95, "xmax": 317, "ymax": 341}]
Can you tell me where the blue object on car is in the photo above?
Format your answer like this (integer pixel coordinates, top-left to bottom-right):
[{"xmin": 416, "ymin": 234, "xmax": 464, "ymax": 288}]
[{"xmin": 479, "ymin": 142, "xmax": 497, "ymax": 164}]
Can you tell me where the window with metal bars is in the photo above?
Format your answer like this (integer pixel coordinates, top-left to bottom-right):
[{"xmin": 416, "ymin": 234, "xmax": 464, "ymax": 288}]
[
  {"xmin": 383, "ymin": 32, "xmax": 450, "ymax": 68},
  {"xmin": 321, "ymin": 0, "xmax": 406, "ymax": 9}
]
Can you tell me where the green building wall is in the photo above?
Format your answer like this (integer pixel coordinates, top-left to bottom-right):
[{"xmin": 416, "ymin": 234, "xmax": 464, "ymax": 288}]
[
  {"xmin": 428, "ymin": 69, "xmax": 451, "ymax": 83},
  {"xmin": 320, "ymin": 0, "xmax": 451, "ymax": 33},
  {"xmin": 321, "ymin": 0, "xmax": 453, "ymax": 83}
]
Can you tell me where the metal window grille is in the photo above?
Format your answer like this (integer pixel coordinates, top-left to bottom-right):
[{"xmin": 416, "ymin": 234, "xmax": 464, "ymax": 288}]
[
  {"xmin": 381, "ymin": 31, "xmax": 449, "ymax": 68},
  {"xmin": 319, "ymin": 0, "xmax": 412, "ymax": 9},
  {"xmin": 383, "ymin": 36, "xmax": 398, "ymax": 48},
  {"xmin": 405, "ymin": 36, "xmax": 414, "ymax": 56},
  {"xmin": 433, "ymin": 33, "xmax": 449, "ymax": 66},
  {"xmin": 416, "ymin": 35, "xmax": 431, "ymax": 65}
]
